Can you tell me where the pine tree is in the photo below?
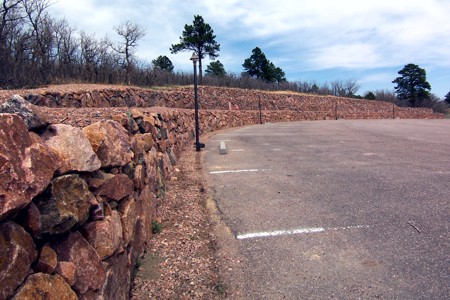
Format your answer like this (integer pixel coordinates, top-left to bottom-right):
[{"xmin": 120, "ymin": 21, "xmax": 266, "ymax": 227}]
[
  {"xmin": 170, "ymin": 15, "xmax": 220, "ymax": 84},
  {"xmin": 392, "ymin": 63, "xmax": 431, "ymax": 107}
]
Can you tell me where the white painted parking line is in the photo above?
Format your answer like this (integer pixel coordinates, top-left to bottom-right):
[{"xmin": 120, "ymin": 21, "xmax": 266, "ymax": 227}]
[
  {"xmin": 229, "ymin": 149, "xmax": 282, "ymax": 152},
  {"xmin": 236, "ymin": 224, "xmax": 372, "ymax": 240},
  {"xmin": 209, "ymin": 169, "xmax": 271, "ymax": 174},
  {"xmin": 237, "ymin": 227, "xmax": 325, "ymax": 240}
]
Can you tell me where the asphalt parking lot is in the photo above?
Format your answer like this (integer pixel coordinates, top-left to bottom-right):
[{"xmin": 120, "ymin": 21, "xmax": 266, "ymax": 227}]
[{"xmin": 204, "ymin": 119, "xmax": 450, "ymax": 299}]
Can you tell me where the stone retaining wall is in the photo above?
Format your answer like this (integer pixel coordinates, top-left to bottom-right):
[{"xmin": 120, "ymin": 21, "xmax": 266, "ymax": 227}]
[
  {"xmin": 0, "ymin": 99, "xmax": 303, "ymax": 299},
  {"xmin": 0, "ymin": 86, "xmax": 444, "ymax": 299},
  {"xmin": 12, "ymin": 86, "xmax": 443, "ymax": 120}
]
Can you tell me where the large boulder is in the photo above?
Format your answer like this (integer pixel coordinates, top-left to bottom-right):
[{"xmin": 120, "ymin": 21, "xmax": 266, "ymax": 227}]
[
  {"xmin": 82, "ymin": 210, "xmax": 123, "ymax": 260},
  {"xmin": 34, "ymin": 174, "xmax": 94, "ymax": 235},
  {"xmin": 0, "ymin": 95, "xmax": 49, "ymax": 131},
  {"xmin": 13, "ymin": 273, "xmax": 77, "ymax": 300},
  {"xmin": 52, "ymin": 231, "xmax": 106, "ymax": 295},
  {"xmin": 0, "ymin": 221, "xmax": 37, "ymax": 300},
  {"xmin": 42, "ymin": 124, "xmax": 101, "ymax": 174},
  {"xmin": 82, "ymin": 120, "xmax": 133, "ymax": 168},
  {"xmin": 0, "ymin": 114, "xmax": 57, "ymax": 221}
]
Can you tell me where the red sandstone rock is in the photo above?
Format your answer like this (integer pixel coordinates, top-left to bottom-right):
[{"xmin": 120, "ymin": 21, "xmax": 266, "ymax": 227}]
[
  {"xmin": 137, "ymin": 186, "xmax": 156, "ymax": 241},
  {"xmin": 82, "ymin": 210, "xmax": 123, "ymax": 259},
  {"xmin": 95, "ymin": 173, "xmax": 134, "ymax": 201},
  {"xmin": 0, "ymin": 221, "xmax": 37, "ymax": 300},
  {"xmin": 85, "ymin": 170, "xmax": 114, "ymax": 190},
  {"xmin": 55, "ymin": 261, "xmax": 76, "ymax": 286},
  {"xmin": 52, "ymin": 231, "xmax": 106, "ymax": 294},
  {"xmin": 12, "ymin": 273, "xmax": 77, "ymax": 300},
  {"xmin": 33, "ymin": 243, "xmax": 57, "ymax": 274},
  {"xmin": 18, "ymin": 202, "xmax": 41, "ymax": 237},
  {"xmin": 81, "ymin": 251, "xmax": 130, "ymax": 300},
  {"xmin": 42, "ymin": 124, "xmax": 101, "ymax": 174},
  {"xmin": 34, "ymin": 174, "xmax": 93, "ymax": 235},
  {"xmin": 0, "ymin": 114, "xmax": 57, "ymax": 221},
  {"xmin": 82, "ymin": 120, "xmax": 134, "ymax": 168},
  {"xmin": 142, "ymin": 133, "xmax": 155, "ymax": 151},
  {"xmin": 119, "ymin": 196, "xmax": 136, "ymax": 246},
  {"xmin": 133, "ymin": 164, "xmax": 145, "ymax": 190}
]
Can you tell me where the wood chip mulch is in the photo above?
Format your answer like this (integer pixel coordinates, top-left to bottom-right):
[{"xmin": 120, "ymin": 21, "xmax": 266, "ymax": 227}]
[{"xmin": 130, "ymin": 141, "xmax": 244, "ymax": 299}]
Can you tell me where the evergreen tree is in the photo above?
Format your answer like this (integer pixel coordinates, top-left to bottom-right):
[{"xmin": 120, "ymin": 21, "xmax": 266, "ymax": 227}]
[
  {"xmin": 152, "ymin": 55, "xmax": 174, "ymax": 72},
  {"xmin": 392, "ymin": 63, "xmax": 431, "ymax": 107},
  {"xmin": 364, "ymin": 91, "xmax": 376, "ymax": 100},
  {"xmin": 444, "ymin": 91, "xmax": 450, "ymax": 105},
  {"xmin": 205, "ymin": 60, "xmax": 226, "ymax": 76},
  {"xmin": 170, "ymin": 15, "xmax": 220, "ymax": 84},
  {"xmin": 242, "ymin": 47, "xmax": 285, "ymax": 83}
]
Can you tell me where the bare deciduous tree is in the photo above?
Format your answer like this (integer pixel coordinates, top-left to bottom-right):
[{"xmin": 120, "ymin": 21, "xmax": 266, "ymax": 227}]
[
  {"xmin": 54, "ymin": 18, "xmax": 78, "ymax": 80},
  {"xmin": 111, "ymin": 21, "xmax": 146, "ymax": 84}
]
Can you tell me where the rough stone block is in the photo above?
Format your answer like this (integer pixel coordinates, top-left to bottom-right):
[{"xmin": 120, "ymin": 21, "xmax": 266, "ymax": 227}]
[
  {"xmin": 0, "ymin": 221, "xmax": 37, "ymax": 300},
  {"xmin": 12, "ymin": 273, "xmax": 77, "ymax": 300},
  {"xmin": 42, "ymin": 124, "xmax": 101, "ymax": 174},
  {"xmin": 52, "ymin": 231, "xmax": 106, "ymax": 294},
  {"xmin": 0, "ymin": 114, "xmax": 57, "ymax": 221},
  {"xmin": 83, "ymin": 120, "xmax": 134, "ymax": 168},
  {"xmin": 34, "ymin": 174, "xmax": 94, "ymax": 235}
]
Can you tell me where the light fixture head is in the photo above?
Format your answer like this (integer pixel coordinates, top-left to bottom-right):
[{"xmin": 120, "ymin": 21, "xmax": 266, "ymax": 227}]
[{"xmin": 190, "ymin": 53, "xmax": 199, "ymax": 62}]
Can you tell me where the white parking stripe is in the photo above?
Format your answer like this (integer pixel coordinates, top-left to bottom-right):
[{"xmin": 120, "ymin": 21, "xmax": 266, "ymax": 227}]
[
  {"xmin": 236, "ymin": 224, "xmax": 372, "ymax": 240},
  {"xmin": 237, "ymin": 227, "xmax": 325, "ymax": 240},
  {"xmin": 209, "ymin": 169, "xmax": 271, "ymax": 174}
]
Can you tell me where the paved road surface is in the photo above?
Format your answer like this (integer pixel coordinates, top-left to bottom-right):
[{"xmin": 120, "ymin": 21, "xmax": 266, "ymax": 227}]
[{"xmin": 204, "ymin": 120, "xmax": 450, "ymax": 299}]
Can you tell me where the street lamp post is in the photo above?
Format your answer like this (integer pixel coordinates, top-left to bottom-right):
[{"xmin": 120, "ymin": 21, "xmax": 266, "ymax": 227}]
[{"xmin": 190, "ymin": 53, "xmax": 202, "ymax": 151}]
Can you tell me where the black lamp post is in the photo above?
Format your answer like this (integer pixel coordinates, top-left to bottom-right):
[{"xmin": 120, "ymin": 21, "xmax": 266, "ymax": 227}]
[{"xmin": 190, "ymin": 53, "xmax": 202, "ymax": 151}]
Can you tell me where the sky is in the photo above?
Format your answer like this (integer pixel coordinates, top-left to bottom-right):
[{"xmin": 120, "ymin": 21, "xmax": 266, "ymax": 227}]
[{"xmin": 49, "ymin": 0, "xmax": 450, "ymax": 98}]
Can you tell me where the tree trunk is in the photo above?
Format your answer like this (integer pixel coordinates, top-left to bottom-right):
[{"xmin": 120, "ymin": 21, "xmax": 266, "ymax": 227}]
[{"xmin": 198, "ymin": 58, "xmax": 203, "ymax": 85}]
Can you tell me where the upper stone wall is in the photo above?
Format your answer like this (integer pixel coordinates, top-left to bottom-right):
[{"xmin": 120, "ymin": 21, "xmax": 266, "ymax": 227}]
[{"xmin": 1, "ymin": 85, "xmax": 443, "ymax": 119}]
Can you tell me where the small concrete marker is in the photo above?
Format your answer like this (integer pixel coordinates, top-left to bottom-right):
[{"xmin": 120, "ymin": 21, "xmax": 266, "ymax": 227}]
[{"xmin": 219, "ymin": 141, "xmax": 227, "ymax": 155}]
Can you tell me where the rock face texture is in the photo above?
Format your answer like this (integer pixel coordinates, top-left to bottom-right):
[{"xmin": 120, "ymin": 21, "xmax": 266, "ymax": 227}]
[
  {"xmin": 52, "ymin": 231, "xmax": 106, "ymax": 295},
  {"xmin": 33, "ymin": 243, "xmax": 57, "ymax": 274},
  {"xmin": 13, "ymin": 273, "xmax": 78, "ymax": 300},
  {"xmin": 34, "ymin": 174, "xmax": 93, "ymax": 235},
  {"xmin": 42, "ymin": 124, "xmax": 101, "ymax": 174},
  {"xmin": 0, "ymin": 221, "xmax": 37, "ymax": 299},
  {"xmin": 82, "ymin": 210, "xmax": 123, "ymax": 259},
  {"xmin": 0, "ymin": 114, "xmax": 57, "ymax": 221},
  {"xmin": 83, "ymin": 120, "xmax": 134, "ymax": 168},
  {"xmin": 0, "ymin": 85, "xmax": 444, "ymax": 299}
]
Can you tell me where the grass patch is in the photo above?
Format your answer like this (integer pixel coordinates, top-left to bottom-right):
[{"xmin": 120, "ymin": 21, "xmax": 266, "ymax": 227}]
[
  {"xmin": 152, "ymin": 220, "xmax": 164, "ymax": 234},
  {"xmin": 215, "ymin": 282, "xmax": 228, "ymax": 296}
]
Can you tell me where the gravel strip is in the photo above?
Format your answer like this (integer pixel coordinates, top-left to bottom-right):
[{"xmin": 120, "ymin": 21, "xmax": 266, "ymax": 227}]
[{"xmin": 130, "ymin": 141, "xmax": 243, "ymax": 299}]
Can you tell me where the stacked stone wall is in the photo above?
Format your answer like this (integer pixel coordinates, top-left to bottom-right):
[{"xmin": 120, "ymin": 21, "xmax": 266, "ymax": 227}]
[
  {"xmin": 0, "ymin": 85, "xmax": 444, "ymax": 299},
  {"xmin": 3, "ymin": 85, "xmax": 442, "ymax": 120}
]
